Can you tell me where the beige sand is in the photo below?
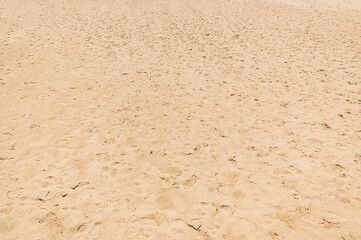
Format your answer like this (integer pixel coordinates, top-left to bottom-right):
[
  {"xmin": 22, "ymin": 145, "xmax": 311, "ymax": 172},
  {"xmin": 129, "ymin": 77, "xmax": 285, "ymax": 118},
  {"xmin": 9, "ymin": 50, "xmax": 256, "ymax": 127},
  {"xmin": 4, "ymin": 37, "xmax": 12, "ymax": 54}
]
[{"xmin": 1, "ymin": 0, "xmax": 360, "ymax": 239}]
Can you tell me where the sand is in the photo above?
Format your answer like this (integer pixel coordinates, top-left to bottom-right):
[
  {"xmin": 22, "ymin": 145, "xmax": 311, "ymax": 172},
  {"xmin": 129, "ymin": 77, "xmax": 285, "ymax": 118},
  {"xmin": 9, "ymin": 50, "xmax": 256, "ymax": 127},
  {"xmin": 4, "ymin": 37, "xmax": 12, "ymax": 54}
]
[{"xmin": 0, "ymin": 0, "xmax": 360, "ymax": 239}]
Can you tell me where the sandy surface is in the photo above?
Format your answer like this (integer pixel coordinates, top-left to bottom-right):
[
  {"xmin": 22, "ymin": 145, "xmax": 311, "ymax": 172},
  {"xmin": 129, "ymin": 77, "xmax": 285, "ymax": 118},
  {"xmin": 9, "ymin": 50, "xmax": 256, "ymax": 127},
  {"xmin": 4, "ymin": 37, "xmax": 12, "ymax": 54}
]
[{"xmin": 1, "ymin": 0, "xmax": 360, "ymax": 239}]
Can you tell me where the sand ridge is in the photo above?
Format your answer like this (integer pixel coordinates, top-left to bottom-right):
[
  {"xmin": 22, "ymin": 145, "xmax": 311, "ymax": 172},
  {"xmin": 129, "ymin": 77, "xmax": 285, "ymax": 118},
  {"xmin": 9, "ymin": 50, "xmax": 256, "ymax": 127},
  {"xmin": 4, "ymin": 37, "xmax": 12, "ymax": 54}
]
[{"xmin": 0, "ymin": 0, "xmax": 360, "ymax": 239}]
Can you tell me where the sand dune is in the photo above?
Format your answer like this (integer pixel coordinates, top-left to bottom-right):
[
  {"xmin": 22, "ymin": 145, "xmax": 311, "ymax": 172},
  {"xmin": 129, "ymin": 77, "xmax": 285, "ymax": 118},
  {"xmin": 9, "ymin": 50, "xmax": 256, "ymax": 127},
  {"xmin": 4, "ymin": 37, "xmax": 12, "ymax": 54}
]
[{"xmin": 0, "ymin": 0, "xmax": 360, "ymax": 239}]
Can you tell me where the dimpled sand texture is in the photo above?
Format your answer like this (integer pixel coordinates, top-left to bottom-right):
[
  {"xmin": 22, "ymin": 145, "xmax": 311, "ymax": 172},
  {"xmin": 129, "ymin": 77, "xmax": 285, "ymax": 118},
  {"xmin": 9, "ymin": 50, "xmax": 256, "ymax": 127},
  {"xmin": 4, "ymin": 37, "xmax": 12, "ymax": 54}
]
[{"xmin": 0, "ymin": 0, "xmax": 360, "ymax": 239}]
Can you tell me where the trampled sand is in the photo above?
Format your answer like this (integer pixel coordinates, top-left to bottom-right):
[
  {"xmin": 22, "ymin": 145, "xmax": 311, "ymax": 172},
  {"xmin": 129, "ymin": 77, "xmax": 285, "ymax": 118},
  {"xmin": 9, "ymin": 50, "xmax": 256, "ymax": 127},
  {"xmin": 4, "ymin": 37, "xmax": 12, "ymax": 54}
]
[{"xmin": 0, "ymin": 0, "xmax": 360, "ymax": 239}]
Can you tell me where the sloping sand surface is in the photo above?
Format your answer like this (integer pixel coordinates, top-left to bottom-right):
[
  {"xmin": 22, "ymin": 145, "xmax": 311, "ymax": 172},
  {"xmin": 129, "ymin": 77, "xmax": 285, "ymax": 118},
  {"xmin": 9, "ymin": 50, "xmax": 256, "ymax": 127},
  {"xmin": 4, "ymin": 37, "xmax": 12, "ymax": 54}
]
[{"xmin": 0, "ymin": 0, "xmax": 360, "ymax": 239}]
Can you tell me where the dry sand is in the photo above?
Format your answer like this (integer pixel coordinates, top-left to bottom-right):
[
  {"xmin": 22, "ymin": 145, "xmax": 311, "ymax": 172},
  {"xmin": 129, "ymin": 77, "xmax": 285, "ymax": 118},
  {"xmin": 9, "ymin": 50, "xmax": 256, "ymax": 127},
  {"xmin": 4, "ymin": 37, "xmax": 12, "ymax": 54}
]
[{"xmin": 1, "ymin": 0, "xmax": 361, "ymax": 239}]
